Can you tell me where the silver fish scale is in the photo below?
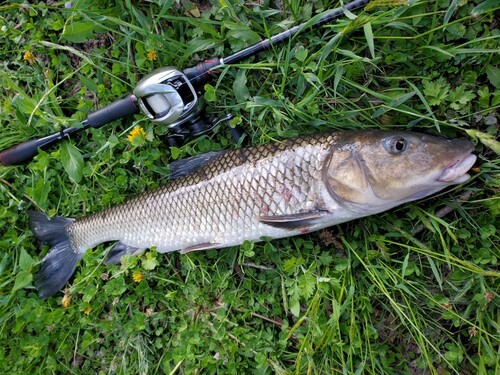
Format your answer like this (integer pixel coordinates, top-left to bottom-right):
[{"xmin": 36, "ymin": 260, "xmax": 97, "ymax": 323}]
[{"xmin": 67, "ymin": 133, "xmax": 338, "ymax": 253}]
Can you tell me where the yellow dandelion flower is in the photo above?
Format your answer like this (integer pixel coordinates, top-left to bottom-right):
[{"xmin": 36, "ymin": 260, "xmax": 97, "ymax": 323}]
[
  {"xmin": 132, "ymin": 271, "xmax": 144, "ymax": 283},
  {"xmin": 84, "ymin": 306, "xmax": 92, "ymax": 315},
  {"xmin": 127, "ymin": 125, "xmax": 146, "ymax": 143},
  {"xmin": 147, "ymin": 49, "xmax": 158, "ymax": 61},
  {"xmin": 23, "ymin": 51, "xmax": 36, "ymax": 65},
  {"xmin": 61, "ymin": 294, "xmax": 71, "ymax": 308}
]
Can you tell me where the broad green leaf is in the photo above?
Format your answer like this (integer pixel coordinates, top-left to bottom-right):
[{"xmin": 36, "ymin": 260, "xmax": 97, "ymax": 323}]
[
  {"xmin": 204, "ymin": 83, "xmax": 216, "ymax": 102},
  {"xmin": 492, "ymin": 91, "xmax": 500, "ymax": 106},
  {"xmin": 158, "ymin": 0, "xmax": 178, "ymax": 18},
  {"xmin": 471, "ymin": 0, "xmax": 500, "ymax": 16},
  {"xmin": 142, "ymin": 252, "xmax": 159, "ymax": 271},
  {"xmin": 19, "ymin": 248, "xmax": 34, "ymax": 272},
  {"xmin": 401, "ymin": 252, "xmax": 409, "ymax": 278},
  {"xmin": 229, "ymin": 115, "xmax": 242, "ymax": 128},
  {"xmin": 423, "ymin": 78, "xmax": 450, "ymax": 106},
  {"xmin": 13, "ymin": 271, "xmax": 32, "ymax": 292},
  {"xmin": 335, "ymin": 258, "xmax": 350, "ymax": 272},
  {"xmin": 289, "ymin": 296, "xmax": 300, "ymax": 317},
  {"xmin": 395, "ymin": 283, "xmax": 416, "ymax": 298},
  {"xmin": 170, "ymin": 146, "xmax": 182, "ymax": 160},
  {"xmin": 226, "ymin": 23, "xmax": 261, "ymax": 44},
  {"xmin": 60, "ymin": 141, "xmax": 84, "ymax": 183},
  {"xmin": 131, "ymin": 4, "xmax": 153, "ymax": 28},
  {"xmin": 0, "ymin": 253, "xmax": 9, "ymax": 276},
  {"xmin": 283, "ymin": 256, "xmax": 303, "ymax": 273},
  {"xmin": 477, "ymin": 86, "xmax": 490, "ymax": 108},
  {"xmin": 79, "ymin": 74, "xmax": 99, "ymax": 92},
  {"xmin": 485, "ymin": 65, "xmax": 500, "ymax": 88},
  {"xmin": 12, "ymin": 95, "xmax": 39, "ymax": 115},
  {"xmin": 363, "ymin": 22, "xmax": 375, "ymax": 59},
  {"xmin": 444, "ymin": 344, "xmax": 463, "ymax": 363},
  {"xmin": 320, "ymin": 32, "xmax": 343, "ymax": 62},
  {"xmin": 233, "ymin": 70, "xmax": 249, "ymax": 103},
  {"xmin": 29, "ymin": 176, "xmax": 51, "ymax": 210},
  {"xmin": 298, "ymin": 273, "xmax": 316, "ymax": 299},
  {"xmin": 62, "ymin": 21, "xmax": 96, "ymax": 43},
  {"xmin": 295, "ymin": 45, "xmax": 308, "ymax": 63},
  {"xmin": 333, "ymin": 65, "xmax": 345, "ymax": 97},
  {"xmin": 427, "ymin": 256, "xmax": 443, "ymax": 291}
]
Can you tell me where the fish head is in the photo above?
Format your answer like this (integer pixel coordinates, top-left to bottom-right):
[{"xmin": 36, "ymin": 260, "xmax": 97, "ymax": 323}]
[{"xmin": 324, "ymin": 131, "xmax": 476, "ymax": 211}]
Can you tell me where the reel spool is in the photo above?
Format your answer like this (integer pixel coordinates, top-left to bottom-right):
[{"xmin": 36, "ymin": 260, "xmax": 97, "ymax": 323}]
[{"xmin": 133, "ymin": 67, "xmax": 199, "ymax": 127}]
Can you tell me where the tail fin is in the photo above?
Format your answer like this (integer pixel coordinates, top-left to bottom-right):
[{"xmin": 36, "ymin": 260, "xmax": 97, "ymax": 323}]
[{"xmin": 29, "ymin": 211, "xmax": 83, "ymax": 298}]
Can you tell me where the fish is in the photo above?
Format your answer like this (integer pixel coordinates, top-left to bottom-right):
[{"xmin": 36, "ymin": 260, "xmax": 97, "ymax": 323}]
[{"xmin": 29, "ymin": 130, "xmax": 477, "ymax": 298}]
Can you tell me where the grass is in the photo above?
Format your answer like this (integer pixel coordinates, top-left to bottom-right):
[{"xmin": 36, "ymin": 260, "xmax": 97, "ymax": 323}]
[{"xmin": 0, "ymin": 0, "xmax": 499, "ymax": 374}]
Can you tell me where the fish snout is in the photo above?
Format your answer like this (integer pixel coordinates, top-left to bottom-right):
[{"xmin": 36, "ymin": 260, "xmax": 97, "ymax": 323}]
[{"xmin": 449, "ymin": 138, "xmax": 475, "ymax": 154}]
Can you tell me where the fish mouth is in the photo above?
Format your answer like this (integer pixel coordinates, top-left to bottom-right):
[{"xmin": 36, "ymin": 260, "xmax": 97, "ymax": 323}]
[{"xmin": 437, "ymin": 153, "xmax": 477, "ymax": 184}]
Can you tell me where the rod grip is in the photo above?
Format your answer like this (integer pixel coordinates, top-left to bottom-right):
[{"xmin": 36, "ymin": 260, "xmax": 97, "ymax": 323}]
[
  {"xmin": 86, "ymin": 94, "xmax": 139, "ymax": 128},
  {"xmin": 0, "ymin": 138, "xmax": 48, "ymax": 166}
]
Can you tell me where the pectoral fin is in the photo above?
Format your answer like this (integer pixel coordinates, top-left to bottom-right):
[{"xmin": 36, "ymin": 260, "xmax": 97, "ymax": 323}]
[
  {"xmin": 259, "ymin": 210, "xmax": 330, "ymax": 230},
  {"xmin": 181, "ymin": 242, "xmax": 220, "ymax": 254}
]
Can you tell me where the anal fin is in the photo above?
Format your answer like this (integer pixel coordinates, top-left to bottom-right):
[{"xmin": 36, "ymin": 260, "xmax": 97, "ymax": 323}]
[
  {"xmin": 259, "ymin": 210, "xmax": 330, "ymax": 231},
  {"xmin": 105, "ymin": 242, "xmax": 144, "ymax": 264}
]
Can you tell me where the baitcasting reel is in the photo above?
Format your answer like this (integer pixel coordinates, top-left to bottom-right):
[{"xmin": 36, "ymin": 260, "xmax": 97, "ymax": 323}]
[{"xmin": 133, "ymin": 66, "xmax": 241, "ymax": 146}]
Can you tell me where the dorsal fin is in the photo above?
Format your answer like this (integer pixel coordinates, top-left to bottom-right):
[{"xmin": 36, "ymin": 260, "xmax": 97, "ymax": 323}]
[{"xmin": 169, "ymin": 150, "xmax": 227, "ymax": 179}]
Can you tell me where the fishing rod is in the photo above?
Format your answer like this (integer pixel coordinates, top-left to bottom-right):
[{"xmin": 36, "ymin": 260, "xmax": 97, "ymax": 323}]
[{"xmin": 0, "ymin": 0, "xmax": 370, "ymax": 166}]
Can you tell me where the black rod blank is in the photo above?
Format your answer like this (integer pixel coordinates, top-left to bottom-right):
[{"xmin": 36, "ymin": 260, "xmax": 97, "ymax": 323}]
[
  {"xmin": 223, "ymin": 0, "xmax": 370, "ymax": 65},
  {"xmin": 0, "ymin": 0, "xmax": 370, "ymax": 166},
  {"xmin": 183, "ymin": 0, "xmax": 370, "ymax": 83}
]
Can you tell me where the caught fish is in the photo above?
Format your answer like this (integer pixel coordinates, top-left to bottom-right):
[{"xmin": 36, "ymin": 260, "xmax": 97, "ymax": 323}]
[{"xmin": 29, "ymin": 130, "xmax": 476, "ymax": 297}]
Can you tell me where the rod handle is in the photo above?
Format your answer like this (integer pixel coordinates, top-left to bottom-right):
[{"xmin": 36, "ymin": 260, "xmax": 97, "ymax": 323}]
[
  {"xmin": 0, "ymin": 134, "xmax": 60, "ymax": 166},
  {"xmin": 87, "ymin": 94, "xmax": 139, "ymax": 128}
]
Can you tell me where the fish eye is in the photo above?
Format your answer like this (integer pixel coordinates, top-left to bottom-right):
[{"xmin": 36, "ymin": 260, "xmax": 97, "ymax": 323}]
[{"xmin": 384, "ymin": 136, "xmax": 407, "ymax": 154}]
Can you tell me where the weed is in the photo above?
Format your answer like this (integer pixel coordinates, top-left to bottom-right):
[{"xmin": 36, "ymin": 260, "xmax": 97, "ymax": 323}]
[{"xmin": 0, "ymin": 0, "xmax": 498, "ymax": 374}]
